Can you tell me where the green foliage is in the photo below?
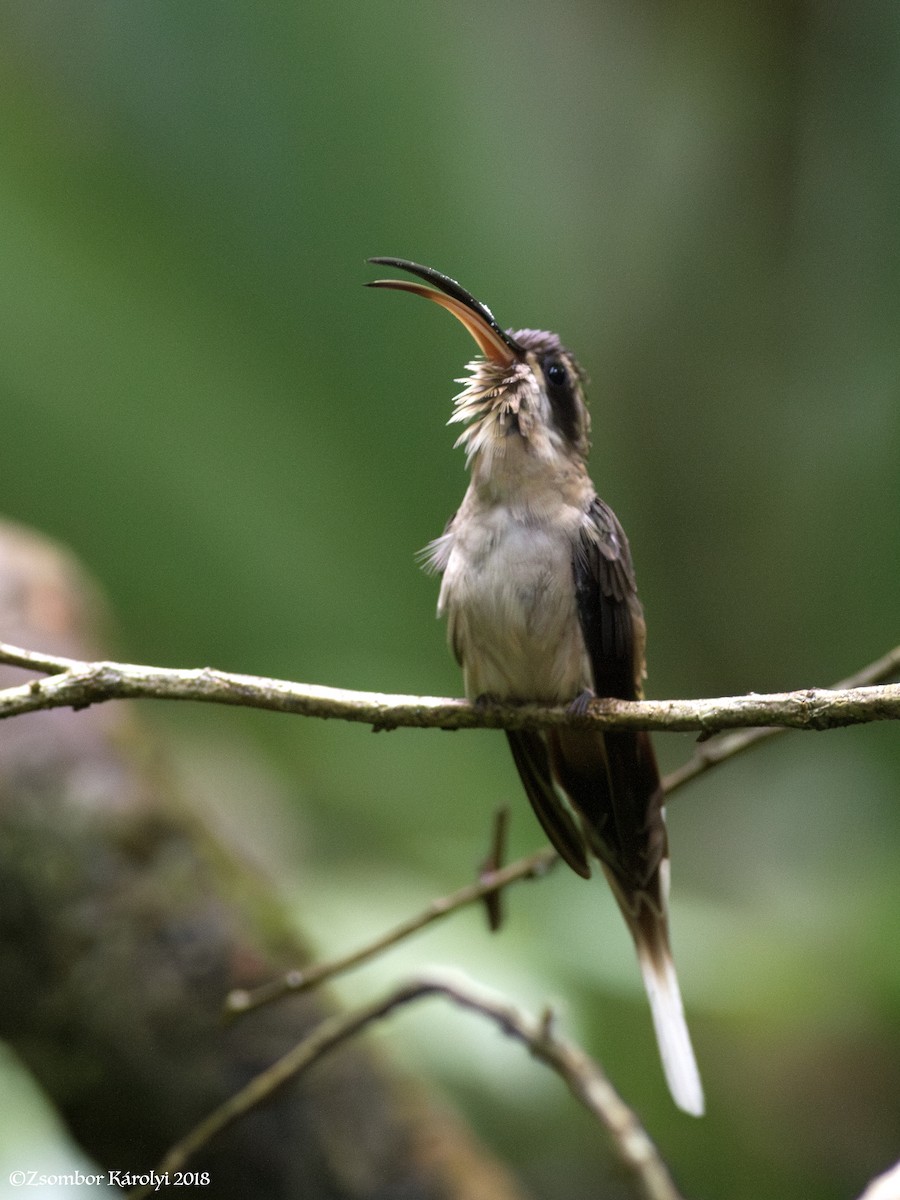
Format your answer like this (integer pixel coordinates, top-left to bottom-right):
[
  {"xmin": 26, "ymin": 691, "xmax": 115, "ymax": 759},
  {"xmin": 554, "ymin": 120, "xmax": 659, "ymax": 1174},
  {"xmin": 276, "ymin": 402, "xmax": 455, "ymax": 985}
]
[{"xmin": 0, "ymin": 3, "xmax": 898, "ymax": 1196}]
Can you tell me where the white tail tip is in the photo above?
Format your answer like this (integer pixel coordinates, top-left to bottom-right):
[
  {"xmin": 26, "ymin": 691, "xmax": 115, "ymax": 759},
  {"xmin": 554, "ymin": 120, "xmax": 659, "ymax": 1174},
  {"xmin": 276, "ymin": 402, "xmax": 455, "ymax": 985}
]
[{"xmin": 639, "ymin": 950, "xmax": 705, "ymax": 1117}]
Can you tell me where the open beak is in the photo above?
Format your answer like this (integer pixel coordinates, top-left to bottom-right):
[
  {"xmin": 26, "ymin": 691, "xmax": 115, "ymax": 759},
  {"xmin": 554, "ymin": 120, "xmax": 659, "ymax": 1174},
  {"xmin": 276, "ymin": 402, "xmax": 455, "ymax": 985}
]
[{"xmin": 366, "ymin": 257, "xmax": 523, "ymax": 366}]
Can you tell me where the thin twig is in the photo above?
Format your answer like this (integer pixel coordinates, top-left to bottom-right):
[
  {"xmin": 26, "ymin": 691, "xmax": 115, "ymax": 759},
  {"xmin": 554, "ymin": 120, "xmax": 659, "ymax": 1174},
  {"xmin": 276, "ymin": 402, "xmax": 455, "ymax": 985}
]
[
  {"xmin": 225, "ymin": 846, "xmax": 558, "ymax": 1018},
  {"xmin": 131, "ymin": 971, "xmax": 684, "ymax": 1200},
  {"xmin": 8, "ymin": 638, "xmax": 890, "ymax": 1025},
  {"xmin": 225, "ymin": 644, "xmax": 900, "ymax": 1020},
  {"xmin": 662, "ymin": 643, "xmax": 900, "ymax": 792},
  {"xmin": 1, "ymin": 640, "xmax": 899, "ymax": 735},
  {"xmin": 479, "ymin": 805, "xmax": 511, "ymax": 932}
]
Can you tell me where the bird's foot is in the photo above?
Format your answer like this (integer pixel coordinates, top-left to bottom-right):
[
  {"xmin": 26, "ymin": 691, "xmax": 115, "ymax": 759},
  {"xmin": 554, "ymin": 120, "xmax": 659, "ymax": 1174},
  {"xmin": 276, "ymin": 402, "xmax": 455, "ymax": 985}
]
[{"xmin": 568, "ymin": 689, "xmax": 596, "ymax": 717}]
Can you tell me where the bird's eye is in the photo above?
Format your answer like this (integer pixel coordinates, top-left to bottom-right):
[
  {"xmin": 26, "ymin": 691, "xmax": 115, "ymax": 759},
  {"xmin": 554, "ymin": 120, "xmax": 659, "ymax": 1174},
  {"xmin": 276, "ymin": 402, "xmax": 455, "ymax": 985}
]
[{"xmin": 545, "ymin": 361, "xmax": 567, "ymax": 388}]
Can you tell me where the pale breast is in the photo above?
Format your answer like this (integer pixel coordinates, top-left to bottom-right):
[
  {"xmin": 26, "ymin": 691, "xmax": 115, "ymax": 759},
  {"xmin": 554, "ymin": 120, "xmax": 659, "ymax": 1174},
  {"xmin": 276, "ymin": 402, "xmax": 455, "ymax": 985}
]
[{"xmin": 438, "ymin": 505, "xmax": 591, "ymax": 703}]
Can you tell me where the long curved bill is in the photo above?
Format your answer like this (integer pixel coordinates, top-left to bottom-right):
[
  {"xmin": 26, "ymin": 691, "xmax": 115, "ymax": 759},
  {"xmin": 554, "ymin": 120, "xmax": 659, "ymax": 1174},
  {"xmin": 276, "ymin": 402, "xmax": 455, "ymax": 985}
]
[{"xmin": 366, "ymin": 257, "xmax": 522, "ymax": 366}]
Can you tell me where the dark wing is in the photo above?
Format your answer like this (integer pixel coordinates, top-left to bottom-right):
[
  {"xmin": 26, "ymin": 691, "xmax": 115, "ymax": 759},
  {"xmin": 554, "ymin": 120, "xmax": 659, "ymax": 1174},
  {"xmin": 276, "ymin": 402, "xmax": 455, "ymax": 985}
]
[
  {"xmin": 571, "ymin": 496, "xmax": 665, "ymax": 891},
  {"xmin": 569, "ymin": 507, "xmax": 701, "ymax": 1113},
  {"xmin": 572, "ymin": 496, "xmax": 645, "ymax": 701},
  {"xmin": 506, "ymin": 731, "xmax": 591, "ymax": 878}
]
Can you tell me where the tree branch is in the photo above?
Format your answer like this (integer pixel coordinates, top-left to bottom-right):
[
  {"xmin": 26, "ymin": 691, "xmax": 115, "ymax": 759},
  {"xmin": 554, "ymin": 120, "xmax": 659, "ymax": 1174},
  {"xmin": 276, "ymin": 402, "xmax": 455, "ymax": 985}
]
[
  {"xmin": 661, "ymin": 643, "xmax": 900, "ymax": 791},
  {"xmin": 1, "ymin": 641, "xmax": 899, "ymax": 735},
  {"xmin": 134, "ymin": 971, "xmax": 684, "ymax": 1200},
  {"xmin": 6, "ymin": 638, "xmax": 897, "ymax": 1026},
  {"xmin": 225, "ymin": 846, "xmax": 559, "ymax": 1019},
  {"xmin": 215, "ymin": 643, "xmax": 900, "ymax": 1020}
]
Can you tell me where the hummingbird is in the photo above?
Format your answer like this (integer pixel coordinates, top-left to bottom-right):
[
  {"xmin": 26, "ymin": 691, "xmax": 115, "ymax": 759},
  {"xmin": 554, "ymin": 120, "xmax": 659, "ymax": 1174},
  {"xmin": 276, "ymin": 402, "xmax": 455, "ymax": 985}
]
[{"xmin": 367, "ymin": 257, "xmax": 704, "ymax": 1116}]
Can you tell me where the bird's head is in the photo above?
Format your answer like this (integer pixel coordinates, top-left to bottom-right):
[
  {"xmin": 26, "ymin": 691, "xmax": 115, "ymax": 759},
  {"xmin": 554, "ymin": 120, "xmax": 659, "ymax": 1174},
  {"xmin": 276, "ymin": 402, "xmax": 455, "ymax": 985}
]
[{"xmin": 367, "ymin": 258, "xmax": 591, "ymax": 470}]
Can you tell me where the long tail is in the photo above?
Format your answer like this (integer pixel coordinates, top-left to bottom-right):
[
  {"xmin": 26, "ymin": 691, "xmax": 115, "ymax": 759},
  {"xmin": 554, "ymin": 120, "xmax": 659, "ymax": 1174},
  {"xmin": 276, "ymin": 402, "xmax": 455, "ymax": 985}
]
[
  {"xmin": 525, "ymin": 726, "xmax": 704, "ymax": 1114},
  {"xmin": 637, "ymin": 933, "xmax": 704, "ymax": 1117},
  {"xmin": 604, "ymin": 863, "xmax": 705, "ymax": 1117}
]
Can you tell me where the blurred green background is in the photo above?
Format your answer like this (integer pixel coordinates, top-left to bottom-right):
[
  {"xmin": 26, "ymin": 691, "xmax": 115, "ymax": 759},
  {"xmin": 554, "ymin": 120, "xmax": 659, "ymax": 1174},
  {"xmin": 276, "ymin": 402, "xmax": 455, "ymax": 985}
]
[{"xmin": 0, "ymin": 2, "xmax": 899, "ymax": 1197}]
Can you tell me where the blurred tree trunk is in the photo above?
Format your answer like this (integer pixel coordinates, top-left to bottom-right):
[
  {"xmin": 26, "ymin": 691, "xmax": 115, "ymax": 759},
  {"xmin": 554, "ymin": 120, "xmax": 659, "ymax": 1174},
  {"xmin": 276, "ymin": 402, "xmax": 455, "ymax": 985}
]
[{"xmin": 0, "ymin": 518, "xmax": 528, "ymax": 1200}]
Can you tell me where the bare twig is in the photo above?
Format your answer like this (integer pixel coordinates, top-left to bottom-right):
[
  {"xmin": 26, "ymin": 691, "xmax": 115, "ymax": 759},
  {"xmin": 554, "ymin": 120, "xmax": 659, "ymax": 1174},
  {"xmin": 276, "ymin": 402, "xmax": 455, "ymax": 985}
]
[
  {"xmin": 662, "ymin": 644, "xmax": 900, "ymax": 792},
  {"xmin": 226, "ymin": 846, "xmax": 558, "ymax": 1017},
  {"xmin": 133, "ymin": 971, "xmax": 684, "ymax": 1200},
  {"xmin": 224, "ymin": 644, "xmax": 900, "ymax": 1020},
  {"xmin": 1, "ymin": 641, "xmax": 899, "ymax": 735},
  {"xmin": 7, "ymin": 637, "xmax": 893, "ymax": 1026},
  {"xmin": 479, "ymin": 805, "xmax": 511, "ymax": 932}
]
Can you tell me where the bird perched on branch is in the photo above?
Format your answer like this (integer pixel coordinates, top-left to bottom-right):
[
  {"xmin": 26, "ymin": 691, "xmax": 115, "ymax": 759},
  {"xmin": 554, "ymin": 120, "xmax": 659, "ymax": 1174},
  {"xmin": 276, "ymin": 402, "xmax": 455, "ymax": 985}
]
[{"xmin": 367, "ymin": 258, "xmax": 703, "ymax": 1116}]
